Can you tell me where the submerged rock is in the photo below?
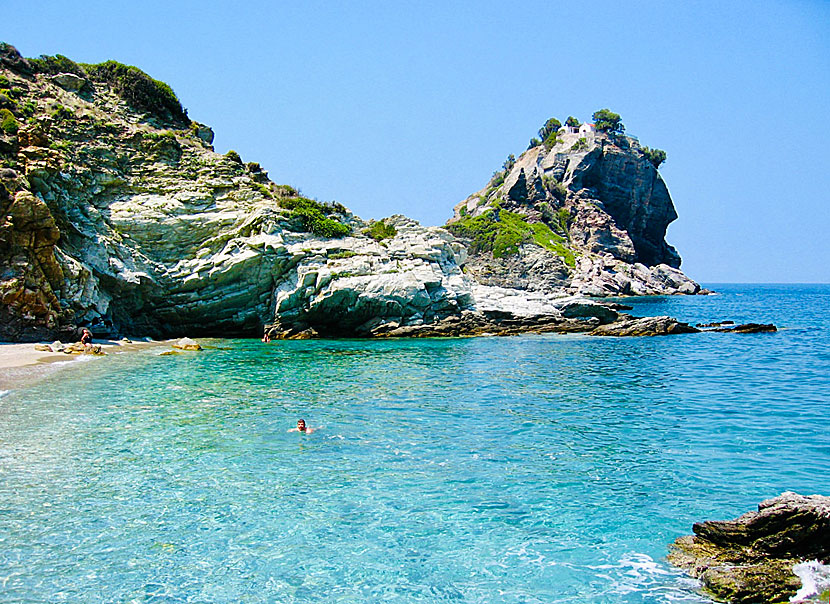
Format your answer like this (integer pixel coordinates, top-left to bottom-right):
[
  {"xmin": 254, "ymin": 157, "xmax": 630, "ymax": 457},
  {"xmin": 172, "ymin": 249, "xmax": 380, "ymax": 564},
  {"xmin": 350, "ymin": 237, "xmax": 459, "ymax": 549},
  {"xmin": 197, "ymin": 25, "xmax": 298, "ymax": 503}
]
[{"xmin": 668, "ymin": 492, "xmax": 830, "ymax": 603}]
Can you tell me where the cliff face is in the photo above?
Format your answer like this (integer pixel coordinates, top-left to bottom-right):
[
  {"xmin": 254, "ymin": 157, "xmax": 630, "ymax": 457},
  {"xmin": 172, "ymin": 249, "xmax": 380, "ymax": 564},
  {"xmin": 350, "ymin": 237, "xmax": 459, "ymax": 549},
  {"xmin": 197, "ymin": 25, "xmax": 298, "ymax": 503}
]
[
  {"xmin": 0, "ymin": 45, "xmax": 472, "ymax": 341},
  {"xmin": 448, "ymin": 127, "xmax": 697, "ymax": 297},
  {"xmin": 0, "ymin": 44, "xmax": 699, "ymax": 342}
]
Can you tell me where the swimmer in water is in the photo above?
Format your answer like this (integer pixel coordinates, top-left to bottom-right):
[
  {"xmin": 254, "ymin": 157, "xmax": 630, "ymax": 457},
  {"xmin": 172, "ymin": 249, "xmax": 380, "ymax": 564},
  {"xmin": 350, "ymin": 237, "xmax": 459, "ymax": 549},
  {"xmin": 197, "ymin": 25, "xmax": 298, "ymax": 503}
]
[{"xmin": 289, "ymin": 419, "xmax": 315, "ymax": 434}]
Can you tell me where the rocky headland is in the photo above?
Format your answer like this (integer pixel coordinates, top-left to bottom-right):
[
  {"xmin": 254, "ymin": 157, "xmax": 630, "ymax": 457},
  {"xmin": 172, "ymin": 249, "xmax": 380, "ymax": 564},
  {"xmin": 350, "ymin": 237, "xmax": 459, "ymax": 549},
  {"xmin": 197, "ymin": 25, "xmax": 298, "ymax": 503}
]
[
  {"xmin": 669, "ymin": 492, "xmax": 830, "ymax": 603},
  {"xmin": 1, "ymin": 44, "xmax": 706, "ymax": 342}
]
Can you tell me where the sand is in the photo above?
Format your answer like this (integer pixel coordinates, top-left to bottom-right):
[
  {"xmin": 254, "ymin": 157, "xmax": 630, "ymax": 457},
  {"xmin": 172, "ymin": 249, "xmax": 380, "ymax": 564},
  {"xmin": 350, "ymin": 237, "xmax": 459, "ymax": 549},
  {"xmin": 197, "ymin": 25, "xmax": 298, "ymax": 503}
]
[{"xmin": 0, "ymin": 339, "xmax": 168, "ymax": 392}]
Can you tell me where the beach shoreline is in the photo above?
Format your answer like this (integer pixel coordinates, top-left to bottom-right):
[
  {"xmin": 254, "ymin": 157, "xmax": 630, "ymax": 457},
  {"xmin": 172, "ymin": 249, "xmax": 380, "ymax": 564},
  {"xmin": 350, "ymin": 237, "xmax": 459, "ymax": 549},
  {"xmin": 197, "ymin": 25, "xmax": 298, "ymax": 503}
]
[{"xmin": 0, "ymin": 339, "xmax": 169, "ymax": 392}]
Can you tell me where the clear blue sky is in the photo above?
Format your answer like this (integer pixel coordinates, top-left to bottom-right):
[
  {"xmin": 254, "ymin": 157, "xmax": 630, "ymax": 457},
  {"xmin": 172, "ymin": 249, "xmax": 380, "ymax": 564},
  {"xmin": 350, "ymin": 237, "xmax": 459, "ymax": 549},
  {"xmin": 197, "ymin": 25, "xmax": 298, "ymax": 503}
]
[{"xmin": 5, "ymin": 0, "xmax": 829, "ymax": 283}]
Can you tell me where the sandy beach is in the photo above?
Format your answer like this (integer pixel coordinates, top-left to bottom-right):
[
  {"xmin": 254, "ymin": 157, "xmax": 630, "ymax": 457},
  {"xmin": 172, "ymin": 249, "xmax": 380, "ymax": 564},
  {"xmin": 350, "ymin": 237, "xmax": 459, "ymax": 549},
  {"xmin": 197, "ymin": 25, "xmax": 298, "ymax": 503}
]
[{"xmin": 0, "ymin": 339, "xmax": 168, "ymax": 392}]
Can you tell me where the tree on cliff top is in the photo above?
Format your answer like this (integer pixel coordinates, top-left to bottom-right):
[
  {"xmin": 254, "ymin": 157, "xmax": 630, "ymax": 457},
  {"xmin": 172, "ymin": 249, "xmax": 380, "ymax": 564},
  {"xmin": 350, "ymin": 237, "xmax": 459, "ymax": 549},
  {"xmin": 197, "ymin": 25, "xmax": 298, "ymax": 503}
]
[
  {"xmin": 538, "ymin": 117, "xmax": 561, "ymax": 141},
  {"xmin": 592, "ymin": 109, "xmax": 624, "ymax": 134},
  {"xmin": 565, "ymin": 116, "xmax": 580, "ymax": 128}
]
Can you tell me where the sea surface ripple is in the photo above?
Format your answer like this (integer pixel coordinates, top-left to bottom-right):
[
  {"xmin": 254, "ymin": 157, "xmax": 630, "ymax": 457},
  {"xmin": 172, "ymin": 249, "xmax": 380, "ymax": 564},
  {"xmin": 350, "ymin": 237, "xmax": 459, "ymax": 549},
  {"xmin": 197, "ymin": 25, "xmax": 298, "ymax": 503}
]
[{"xmin": 0, "ymin": 284, "xmax": 828, "ymax": 603}]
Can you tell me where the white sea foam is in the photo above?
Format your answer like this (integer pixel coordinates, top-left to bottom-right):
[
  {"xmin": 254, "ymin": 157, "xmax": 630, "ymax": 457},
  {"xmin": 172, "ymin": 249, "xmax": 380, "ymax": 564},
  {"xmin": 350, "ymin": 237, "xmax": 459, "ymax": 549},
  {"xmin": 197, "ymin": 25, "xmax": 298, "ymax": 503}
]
[
  {"xmin": 791, "ymin": 560, "xmax": 830, "ymax": 602},
  {"xmin": 0, "ymin": 389, "xmax": 10, "ymax": 399},
  {"xmin": 52, "ymin": 355, "xmax": 95, "ymax": 367}
]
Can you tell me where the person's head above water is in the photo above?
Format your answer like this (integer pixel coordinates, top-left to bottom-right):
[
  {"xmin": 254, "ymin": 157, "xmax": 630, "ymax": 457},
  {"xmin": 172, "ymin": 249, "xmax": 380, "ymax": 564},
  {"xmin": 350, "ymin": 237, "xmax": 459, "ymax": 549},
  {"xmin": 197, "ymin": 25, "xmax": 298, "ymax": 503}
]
[{"xmin": 297, "ymin": 419, "xmax": 307, "ymax": 432}]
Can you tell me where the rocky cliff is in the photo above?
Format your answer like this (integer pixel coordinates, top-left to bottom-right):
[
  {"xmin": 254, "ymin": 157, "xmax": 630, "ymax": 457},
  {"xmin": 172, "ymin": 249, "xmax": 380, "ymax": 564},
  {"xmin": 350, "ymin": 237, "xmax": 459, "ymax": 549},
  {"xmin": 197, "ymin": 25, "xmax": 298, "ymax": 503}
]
[
  {"xmin": 448, "ymin": 119, "xmax": 699, "ymax": 296},
  {"xmin": 0, "ymin": 44, "xmax": 699, "ymax": 342}
]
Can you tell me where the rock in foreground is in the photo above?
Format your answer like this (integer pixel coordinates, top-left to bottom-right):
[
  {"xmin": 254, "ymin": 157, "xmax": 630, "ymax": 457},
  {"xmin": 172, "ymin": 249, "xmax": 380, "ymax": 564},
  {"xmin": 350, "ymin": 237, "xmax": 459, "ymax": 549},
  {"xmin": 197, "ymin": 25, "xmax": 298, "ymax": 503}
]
[{"xmin": 668, "ymin": 492, "xmax": 830, "ymax": 603}]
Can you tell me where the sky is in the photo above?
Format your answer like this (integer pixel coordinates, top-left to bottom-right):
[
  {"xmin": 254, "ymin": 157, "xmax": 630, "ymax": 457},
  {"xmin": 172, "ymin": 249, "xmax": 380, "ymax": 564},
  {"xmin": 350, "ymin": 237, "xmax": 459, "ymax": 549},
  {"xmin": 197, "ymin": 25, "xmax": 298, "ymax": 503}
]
[{"xmin": 4, "ymin": 0, "xmax": 829, "ymax": 283}]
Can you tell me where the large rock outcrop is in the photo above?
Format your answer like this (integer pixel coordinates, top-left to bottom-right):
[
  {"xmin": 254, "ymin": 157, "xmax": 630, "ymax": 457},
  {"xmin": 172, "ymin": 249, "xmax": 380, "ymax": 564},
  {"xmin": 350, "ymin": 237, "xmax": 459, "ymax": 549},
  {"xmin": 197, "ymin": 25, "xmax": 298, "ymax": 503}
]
[
  {"xmin": 0, "ymin": 44, "xmax": 702, "ymax": 341},
  {"xmin": 448, "ymin": 125, "xmax": 699, "ymax": 296},
  {"xmin": 0, "ymin": 44, "xmax": 482, "ymax": 341},
  {"xmin": 669, "ymin": 492, "xmax": 830, "ymax": 603}
]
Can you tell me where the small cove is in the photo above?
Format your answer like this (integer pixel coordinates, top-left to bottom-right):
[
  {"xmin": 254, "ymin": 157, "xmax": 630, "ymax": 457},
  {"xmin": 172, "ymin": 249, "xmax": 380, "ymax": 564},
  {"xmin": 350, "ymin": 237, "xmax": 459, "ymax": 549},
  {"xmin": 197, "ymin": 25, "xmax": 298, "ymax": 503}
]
[{"xmin": 1, "ymin": 284, "xmax": 828, "ymax": 603}]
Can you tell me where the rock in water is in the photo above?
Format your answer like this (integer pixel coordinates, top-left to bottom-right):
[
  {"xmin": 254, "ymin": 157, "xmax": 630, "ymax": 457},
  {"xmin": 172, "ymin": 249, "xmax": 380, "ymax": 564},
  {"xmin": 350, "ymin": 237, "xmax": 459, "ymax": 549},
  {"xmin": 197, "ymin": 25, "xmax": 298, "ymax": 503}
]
[
  {"xmin": 172, "ymin": 338, "xmax": 202, "ymax": 351},
  {"xmin": 668, "ymin": 492, "xmax": 830, "ymax": 603},
  {"xmin": 589, "ymin": 316, "xmax": 699, "ymax": 336},
  {"xmin": 447, "ymin": 122, "xmax": 700, "ymax": 297}
]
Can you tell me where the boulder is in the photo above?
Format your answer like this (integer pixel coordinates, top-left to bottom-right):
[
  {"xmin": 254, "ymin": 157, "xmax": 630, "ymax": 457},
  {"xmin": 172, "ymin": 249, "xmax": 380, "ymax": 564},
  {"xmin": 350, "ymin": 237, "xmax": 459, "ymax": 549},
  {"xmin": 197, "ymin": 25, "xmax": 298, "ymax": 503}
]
[
  {"xmin": 589, "ymin": 316, "xmax": 699, "ymax": 337},
  {"xmin": 172, "ymin": 337, "xmax": 201, "ymax": 351},
  {"xmin": 669, "ymin": 492, "xmax": 830, "ymax": 603},
  {"xmin": 49, "ymin": 72, "xmax": 86, "ymax": 91},
  {"xmin": 33, "ymin": 343, "xmax": 52, "ymax": 352}
]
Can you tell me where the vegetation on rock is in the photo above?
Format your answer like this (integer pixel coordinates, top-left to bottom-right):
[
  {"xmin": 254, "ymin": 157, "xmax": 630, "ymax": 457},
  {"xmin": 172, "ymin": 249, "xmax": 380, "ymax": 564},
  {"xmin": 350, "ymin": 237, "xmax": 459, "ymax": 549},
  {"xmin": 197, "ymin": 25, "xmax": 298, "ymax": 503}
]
[
  {"xmin": 447, "ymin": 204, "xmax": 575, "ymax": 265},
  {"xmin": 364, "ymin": 220, "xmax": 397, "ymax": 241},
  {"xmin": 81, "ymin": 60, "xmax": 188, "ymax": 125},
  {"xmin": 224, "ymin": 149, "xmax": 242, "ymax": 163},
  {"xmin": 592, "ymin": 108, "xmax": 624, "ymax": 134},
  {"xmin": 279, "ymin": 197, "xmax": 350, "ymax": 238},
  {"xmin": 0, "ymin": 108, "xmax": 18, "ymax": 133},
  {"xmin": 642, "ymin": 146, "xmax": 667, "ymax": 168}
]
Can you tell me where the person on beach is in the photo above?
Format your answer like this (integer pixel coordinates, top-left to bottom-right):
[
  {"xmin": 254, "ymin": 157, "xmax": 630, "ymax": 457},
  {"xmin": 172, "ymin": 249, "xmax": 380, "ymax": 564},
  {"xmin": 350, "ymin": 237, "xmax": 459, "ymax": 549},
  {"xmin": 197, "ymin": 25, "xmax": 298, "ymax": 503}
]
[
  {"xmin": 80, "ymin": 329, "xmax": 92, "ymax": 346},
  {"xmin": 289, "ymin": 419, "xmax": 316, "ymax": 434},
  {"xmin": 262, "ymin": 332, "xmax": 271, "ymax": 343}
]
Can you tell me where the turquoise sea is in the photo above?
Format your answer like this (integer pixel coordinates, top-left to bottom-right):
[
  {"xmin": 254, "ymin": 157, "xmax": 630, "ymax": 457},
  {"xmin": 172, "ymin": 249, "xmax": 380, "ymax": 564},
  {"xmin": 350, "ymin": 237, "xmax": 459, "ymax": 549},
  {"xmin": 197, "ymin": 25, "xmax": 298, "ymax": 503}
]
[{"xmin": 1, "ymin": 284, "xmax": 828, "ymax": 603}]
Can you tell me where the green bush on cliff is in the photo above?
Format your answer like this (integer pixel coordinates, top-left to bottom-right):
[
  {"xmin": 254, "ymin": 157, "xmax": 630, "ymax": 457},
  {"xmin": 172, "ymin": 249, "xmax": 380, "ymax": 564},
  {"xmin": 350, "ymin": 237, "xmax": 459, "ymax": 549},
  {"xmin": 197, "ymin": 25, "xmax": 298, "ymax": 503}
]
[
  {"xmin": 447, "ymin": 206, "xmax": 575, "ymax": 265},
  {"xmin": 364, "ymin": 220, "xmax": 397, "ymax": 241},
  {"xmin": 29, "ymin": 54, "xmax": 86, "ymax": 77},
  {"xmin": 224, "ymin": 149, "xmax": 242, "ymax": 163},
  {"xmin": 642, "ymin": 146, "xmax": 667, "ymax": 168},
  {"xmin": 570, "ymin": 137, "xmax": 589, "ymax": 151},
  {"xmin": 280, "ymin": 197, "xmax": 350, "ymax": 238},
  {"xmin": 565, "ymin": 116, "xmax": 580, "ymax": 128},
  {"xmin": 0, "ymin": 75, "xmax": 9, "ymax": 88},
  {"xmin": 0, "ymin": 108, "xmax": 18, "ymax": 134},
  {"xmin": 82, "ymin": 60, "xmax": 188, "ymax": 124},
  {"xmin": 538, "ymin": 117, "xmax": 561, "ymax": 141},
  {"xmin": 592, "ymin": 108, "xmax": 625, "ymax": 134}
]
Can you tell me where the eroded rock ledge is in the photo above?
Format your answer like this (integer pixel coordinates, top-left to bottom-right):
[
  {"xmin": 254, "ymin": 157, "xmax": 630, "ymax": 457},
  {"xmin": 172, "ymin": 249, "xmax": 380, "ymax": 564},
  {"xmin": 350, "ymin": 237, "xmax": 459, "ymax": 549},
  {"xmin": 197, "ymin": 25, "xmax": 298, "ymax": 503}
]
[{"xmin": 669, "ymin": 492, "xmax": 830, "ymax": 603}]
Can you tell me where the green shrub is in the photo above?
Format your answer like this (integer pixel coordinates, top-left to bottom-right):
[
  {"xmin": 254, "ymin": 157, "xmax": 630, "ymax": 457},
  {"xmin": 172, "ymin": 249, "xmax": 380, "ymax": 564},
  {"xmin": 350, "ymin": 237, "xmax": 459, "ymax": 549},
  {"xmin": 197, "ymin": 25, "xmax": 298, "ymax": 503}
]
[
  {"xmin": 51, "ymin": 104, "xmax": 74, "ymax": 121},
  {"xmin": 538, "ymin": 117, "xmax": 561, "ymax": 141},
  {"xmin": 543, "ymin": 132, "xmax": 562, "ymax": 151},
  {"xmin": 82, "ymin": 60, "xmax": 188, "ymax": 124},
  {"xmin": 364, "ymin": 220, "xmax": 397, "ymax": 241},
  {"xmin": 592, "ymin": 108, "xmax": 624, "ymax": 134},
  {"xmin": 280, "ymin": 197, "xmax": 350, "ymax": 238},
  {"xmin": 0, "ymin": 108, "xmax": 19, "ymax": 134},
  {"xmin": 224, "ymin": 149, "xmax": 242, "ymax": 163},
  {"xmin": 527, "ymin": 137, "xmax": 541, "ymax": 150},
  {"xmin": 490, "ymin": 171, "xmax": 506, "ymax": 189},
  {"xmin": 447, "ymin": 205, "xmax": 574, "ymax": 262},
  {"xmin": 502, "ymin": 154, "xmax": 516, "ymax": 173},
  {"xmin": 327, "ymin": 250, "xmax": 357, "ymax": 260},
  {"xmin": 254, "ymin": 183, "xmax": 272, "ymax": 198},
  {"xmin": 0, "ymin": 75, "xmax": 8, "ymax": 88},
  {"xmin": 273, "ymin": 184, "xmax": 298, "ymax": 197},
  {"xmin": 570, "ymin": 137, "xmax": 589, "ymax": 151},
  {"xmin": 565, "ymin": 116, "xmax": 580, "ymax": 128},
  {"xmin": 19, "ymin": 100, "xmax": 36, "ymax": 117},
  {"xmin": 29, "ymin": 54, "xmax": 85, "ymax": 77},
  {"xmin": 642, "ymin": 146, "xmax": 667, "ymax": 168}
]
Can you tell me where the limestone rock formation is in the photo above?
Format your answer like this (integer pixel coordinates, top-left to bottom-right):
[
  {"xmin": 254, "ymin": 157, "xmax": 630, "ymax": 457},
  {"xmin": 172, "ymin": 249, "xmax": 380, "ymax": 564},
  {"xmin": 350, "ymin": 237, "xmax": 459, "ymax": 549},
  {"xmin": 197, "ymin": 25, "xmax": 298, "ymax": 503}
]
[
  {"xmin": 0, "ymin": 44, "xmax": 704, "ymax": 341},
  {"xmin": 448, "ymin": 122, "xmax": 699, "ymax": 297},
  {"xmin": 0, "ymin": 44, "xmax": 479, "ymax": 341},
  {"xmin": 669, "ymin": 492, "xmax": 830, "ymax": 603}
]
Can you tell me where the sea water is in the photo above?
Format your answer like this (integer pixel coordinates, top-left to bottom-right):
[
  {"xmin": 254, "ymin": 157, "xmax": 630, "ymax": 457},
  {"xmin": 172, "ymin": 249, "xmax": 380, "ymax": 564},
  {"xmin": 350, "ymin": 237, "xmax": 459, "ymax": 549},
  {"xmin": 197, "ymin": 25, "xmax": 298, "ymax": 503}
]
[{"xmin": 0, "ymin": 284, "xmax": 828, "ymax": 603}]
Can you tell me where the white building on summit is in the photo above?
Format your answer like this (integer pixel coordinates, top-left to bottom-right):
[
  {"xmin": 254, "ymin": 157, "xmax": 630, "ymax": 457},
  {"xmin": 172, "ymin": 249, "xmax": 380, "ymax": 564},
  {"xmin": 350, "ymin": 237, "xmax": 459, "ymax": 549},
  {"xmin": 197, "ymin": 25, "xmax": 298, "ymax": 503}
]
[{"xmin": 560, "ymin": 122, "xmax": 595, "ymax": 136}]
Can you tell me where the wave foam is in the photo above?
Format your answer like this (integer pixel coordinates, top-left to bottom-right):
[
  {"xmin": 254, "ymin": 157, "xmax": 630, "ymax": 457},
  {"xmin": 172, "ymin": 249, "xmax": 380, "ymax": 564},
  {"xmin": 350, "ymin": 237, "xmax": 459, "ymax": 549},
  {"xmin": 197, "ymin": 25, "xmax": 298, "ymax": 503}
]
[{"xmin": 792, "ymin": 560, "xmax": 830, "ymax": 602}]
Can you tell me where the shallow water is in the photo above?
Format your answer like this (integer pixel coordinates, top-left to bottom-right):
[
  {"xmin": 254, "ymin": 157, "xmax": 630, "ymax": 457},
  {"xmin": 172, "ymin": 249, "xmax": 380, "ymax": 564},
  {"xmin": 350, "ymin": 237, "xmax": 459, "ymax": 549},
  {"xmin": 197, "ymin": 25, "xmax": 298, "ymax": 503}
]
[{"xmin": 1, "ymin": 284, "xmax": 828, "ymax": 603}]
